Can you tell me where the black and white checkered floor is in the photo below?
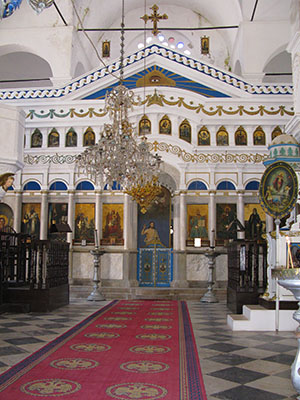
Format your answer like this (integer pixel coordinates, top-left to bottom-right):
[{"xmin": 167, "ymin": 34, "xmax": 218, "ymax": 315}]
[{"xmin": 0, "ymin": 300, "xmax": 297, "ymax": 399}]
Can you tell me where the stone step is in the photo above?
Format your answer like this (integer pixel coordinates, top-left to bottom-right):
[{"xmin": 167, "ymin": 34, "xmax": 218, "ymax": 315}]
[{"xmin": 70, "ymin": 285, "xmax": 227, "ymax": 301}]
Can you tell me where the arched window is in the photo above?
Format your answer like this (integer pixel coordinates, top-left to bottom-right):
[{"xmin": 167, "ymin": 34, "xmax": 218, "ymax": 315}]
[
  {"xmin": 31, "ymin": 128, "xmax": 42, "ymax": 148},
  {"xmin": 253, "ymin": 126, "xmax": 266, "ymax": 145},
  {"xmin": 159, "ymin": 116, "xmax": 171, "ymax": 135},
  {"xmin": 187, "ymin": 181, "xmax": 208, "ymax": 190},
  {"xmin": 216, "ymin": 181, "xmax": 236, "ymax": 190},
  {"xmin": 235, "ymin": 126, "xmax": 247, "ymax": 145},
  {"xmin": 139, "ymin": 115, "xmax": 151, "ymax": 136},
  {"xmin": 23, "ymin": 181, "xmax": 41, "ymax": 191},
  {"xmin": 66, "ymin": 127, "xmax": 77, "ymax": 147},
  {"xmin": 49, "ymin": 181, "xmax": 68, "ymax": 191},
  {"xmin": 198, "ymin": 126, "xmax": 210, "ymax": 145},
  {"xmin": 48, "ymin": 128, "xmax": 59, "ymax": 147},
  {"xmin": 179, "ymin": 119, "xmax": 191, "ymax": 143},
  {"xmin": 83, "ymin": 127, "xmax": 95, "ymax": 146},
  {"xmin": 272, "ymin": 126, "xmax": 282, "ymax": 141},
  {"xmin": 76, "ymin": 181, "xmax": 95, "ymax": 191},
  {"xmin": 245, "ymin": 181, "xmax": 260, "ymax": 191},
  {"xmin": 216, "ymin": 126, "xmax": 228, "ymax": 146}
]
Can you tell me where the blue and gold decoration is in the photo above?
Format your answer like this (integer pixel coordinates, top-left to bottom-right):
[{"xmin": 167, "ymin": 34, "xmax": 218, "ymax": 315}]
[
  {"xmin": 83, "ymin": 65, "xmax": 230, "ymax": 100},
  {"xmin": 0, "ymin": 0, "xmax": 22, "ymax": 19},
  {"xmin": 259, "ymin": 161, "xmax": 298, "ymax": 219}
]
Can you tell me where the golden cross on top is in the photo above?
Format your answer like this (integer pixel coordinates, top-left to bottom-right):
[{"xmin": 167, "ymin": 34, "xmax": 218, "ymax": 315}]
[{"xmin": 141, "ymin": 4, "xmax": 168, "ymax": 36}]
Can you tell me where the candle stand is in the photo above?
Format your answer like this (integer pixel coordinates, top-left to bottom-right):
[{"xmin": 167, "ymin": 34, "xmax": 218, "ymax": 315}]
[
  {"xmin": 87, "ymin": 248, "xmax": 106, "ymax": 301},
  {"xmin": 277, "ymin": 268, "xmax": 300, "ymax": 399},
  {"xmin": 200, "ymin": 247, "xmax": 220, "ymax": 303}
]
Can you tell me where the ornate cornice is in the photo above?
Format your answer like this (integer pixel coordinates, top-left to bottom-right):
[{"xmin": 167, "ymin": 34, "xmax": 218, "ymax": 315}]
[
  {"xmin": 24, "ymin": 145, "xmax": 268, "ymax": 165},
  {"xmin": 24, "ymin": 154, "xmax": 77, "ymax": 165},
  {"xmin": 1, "ymin": 45, "xmax": 293, "ymax": 101},
  {"xmin": 25, "ymin": 101, "xmax": 294, "ymax": 120}
]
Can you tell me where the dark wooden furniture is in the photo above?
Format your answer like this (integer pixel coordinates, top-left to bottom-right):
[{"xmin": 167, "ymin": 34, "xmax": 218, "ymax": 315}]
[
  {"xmin": 227, "ymin": 239, "xmax": 267, "ymax": 313},
  {"xmin": 0, "ymin": 232, "xmax": 69, "ymax": 312}
]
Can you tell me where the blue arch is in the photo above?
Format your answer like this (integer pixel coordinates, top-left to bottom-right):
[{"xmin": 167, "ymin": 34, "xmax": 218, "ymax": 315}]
[
  {"xmin": 76, "ymin": 181, "xmax": 95, "ymax": 191},
  {"xmin": 245, "ymin": 181, "xmax": 260, "ymax": 190},
  {"xmin": 216, "ymin": 181, "xmax": 236, "ymax": 190},
  {"xmin": 187, "ymin": 181, "xmax": 208, "ymax": 190},
  {"xmin": 49, "ymin": 181, "xmax": 68, "ymax": 191},
  {"xmin": 23, "ymin": 181, "xmax": 41, "ymax": 191}
]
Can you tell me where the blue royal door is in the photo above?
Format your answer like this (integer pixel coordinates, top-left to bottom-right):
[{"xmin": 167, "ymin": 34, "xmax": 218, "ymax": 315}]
[{"xmin": 138, "ymin": 246, "xmax": 172, "ymax": 287}]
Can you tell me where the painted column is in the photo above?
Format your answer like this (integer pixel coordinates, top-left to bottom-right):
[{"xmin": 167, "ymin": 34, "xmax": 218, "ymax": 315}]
[
  {"xmin": 237, "ymin": 191, "xmax": 245, "ymax": 240},
  {"xmin": 40, "ymin": 191, "xmax": 48, "ymax": 240},
  {"xmin": 124, "ymin": 193, "xmax": 131, "ymax": 250},
  {"xmin": 209, "ymin": 191, "xmax": 216, "ymax": 246},
  {"xmin": 14, "ymin": 190, "xmax": 22, "ymax": 233}
]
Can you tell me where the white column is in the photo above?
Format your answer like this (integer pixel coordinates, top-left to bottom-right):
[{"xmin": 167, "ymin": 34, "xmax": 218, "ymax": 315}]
[
  {"xmin": 14, "ymin": 190, "xmax": 22, "ymax": 233},
  {"xmin": 124, "ymin": 193, "xmax": 131, "ymax": 250},
  {"xmin": 40, "ymin": 191, "xmax": 48, "ymax": 240},
  {"xmin": 95, "ymin": 191, "xmax": 101, "ymax": 246},
  {"xmin": 179, "ymin": 192, "xmax": 186, "ymax": 250},
  {"xmin": 67, "ymin": 191, "xmax": 75, "ymax": 246},
  {"xmin": 237, "ymin": 191, "xmax": 245, "ymax": 239},
  {"xmin": 266, "ymin": 213, "xmax": 274, "ymax": 234},
  {"xmin": 209, "ymin": 191, "xmax": 216, "ymax": 246}
]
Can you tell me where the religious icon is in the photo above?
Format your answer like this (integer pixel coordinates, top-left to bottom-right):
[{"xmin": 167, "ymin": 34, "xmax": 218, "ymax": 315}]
[
  {"xmin": 259, "ymin": 161, "xmax": 298, "ymax": 219},
  {"xmin": 289, "ymin": 243, "xmax": 300, "ymax": 268},
  {"xmin": 253, "ymin": 127, "xmax": 265, "ymax": 145},
  {"xmin": 66, "ymin": 128, "xmax": 77, "ymax": 147},
  {"xmin": 0, "ymin": 203, "xmax": 14, "ymax": 231},
  {"xmin": 83, "ymin": 127, "xmax": 95, "ymax": 146},
  {"xmin": 201, "ymin": 36, "xmax": 209, "ymax": 55},
  {"xmin": 138, "ymin": 186, "xmax": 171, "ymax": 248},
  {"xmin": 187, "ymin": 205, "xmax": 208, "ymax": 240},
  {"xmin": 31, "ymin": 128, "xmax": 42, "ymax": 148},
  {"xmin": 159, "ymin": 116, "xmax": 171, "ymax": 135},
  {"xmin": 102, "ymin": 204, "xmax": 124, "ymax": 245},
  {"xmin": 0, "ymin": 173, "xmax": 14, "ymax": 192},
  {"xmin": 235, "ymin": 126, "xmax": 247, "ymax": 145},
  {"xmin": 216, "ymin": 127, "xmax": 229, "ymax": 146},
  {"xmin": 48, "ymin": 203, "xmax": 68, "ymax": 238},
  {"xmin": 139, "ymin": 116, "xmax": 151, "ymax": 136},
  {"xmin": 198, "ymin": 126, "xmax": 210, "ymax": 145},
  {"xmin": 102, "ymin": 41, "xmax": 110, "ymax": 58},
  {"xmin": 48, "ymin": 128, "xmax": 59, "ymax": 147},
  {"xmin": 179, "ymin": 120, "xmax": 191, "ymax": 143},
  {"xmin": 244, "ymin": 204, "xmax": 265, "ymax": 240},
  {"xmin": 21, "ymin": 203, "xmax": 41, "ymax": 238},
  {"xmin": 74, "ymin": 203, "xmax": 95, "ymax": 243},
  {"xmin": 216, "ymin": 204, "xmax": 237, "ymax": 240}
]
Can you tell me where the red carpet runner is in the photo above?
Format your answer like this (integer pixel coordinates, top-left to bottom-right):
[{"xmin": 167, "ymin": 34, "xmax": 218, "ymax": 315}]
[{"xmin": 0, "ymin": 300, "xmax": 207, "ymax": 399}]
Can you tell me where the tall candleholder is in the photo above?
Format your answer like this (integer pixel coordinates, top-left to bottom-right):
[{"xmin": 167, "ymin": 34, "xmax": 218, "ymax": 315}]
[
  {"xmin": 200, "ymin": 247, "xmax": 220, "ymax": 303},
  {"xmin": 87, "ymin": 246, "xmax": 106, "ymax": 301}
]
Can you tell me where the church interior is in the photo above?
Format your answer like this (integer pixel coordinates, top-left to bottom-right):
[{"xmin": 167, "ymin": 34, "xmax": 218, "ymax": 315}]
[{"xmin": 0, "ymin": 0, "xmax": 300, "ymax": 399}]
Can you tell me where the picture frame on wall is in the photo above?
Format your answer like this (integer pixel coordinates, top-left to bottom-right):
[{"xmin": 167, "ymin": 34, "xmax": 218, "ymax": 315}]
[
  {"xmin": 101, "ymin": 204, "xmax": 124, "ymax": 245},
  {"xmin": 74, "ymin": 203, "xmax": 95, "ymax": 244}
]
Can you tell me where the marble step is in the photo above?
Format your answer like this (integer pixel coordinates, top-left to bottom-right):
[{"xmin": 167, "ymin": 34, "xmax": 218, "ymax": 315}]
[{"xmin": 70, "ymin": 285, "xmax": 227, "ymax": 301}]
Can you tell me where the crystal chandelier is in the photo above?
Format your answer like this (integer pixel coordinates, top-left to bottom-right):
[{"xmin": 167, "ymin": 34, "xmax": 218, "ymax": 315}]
[
  {"xmin": 27, "ymin": 0, "xmax": 53, "ymax": 14},
  {"xmin": 77, "ymin": 0, "xmax": 162, "ymax": 214}
]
